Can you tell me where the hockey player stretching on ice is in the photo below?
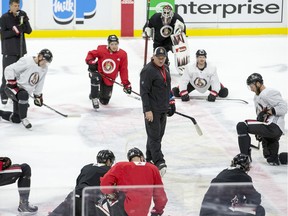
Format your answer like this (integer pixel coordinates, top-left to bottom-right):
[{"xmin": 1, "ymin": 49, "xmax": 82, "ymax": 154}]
[
  {"xmin": 49, "ymin": 150, "xmax": 115, "ymax": 216},
  {"xmin": 0, "ymin": 49, "xmax": 53, "ymax": 129},
  {"xmin": 199, "ymin": 154, "xmax": 265, "ymax": 216},
  {"xmin": 0, "ymin": 157, "xmax": 38, "ymax": 213},
  {"xmin": 236, "ymin": 73, "xmax": 287, "ymax": 165},
  {"xmin": 85, "ymin": 35, "xmax": 132, "ymax": 109},
  {"xmin": 172, "ymin": 49, "xmax": 228, "ymax": 102}
]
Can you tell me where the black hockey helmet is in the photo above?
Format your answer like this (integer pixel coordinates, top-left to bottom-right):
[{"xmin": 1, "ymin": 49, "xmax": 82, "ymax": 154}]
[
  {"xmin": 246, "ymin": 73, "xmax": 263, "ymax": 85},
  {"xmin": 39, "ymin": 49, "xmax": 53, "ymax": 63},
  {"xmin": 127, "ymin": 147, "xmax": 144, "ymax": 161},
  {"xmin": 196, "ymin": 49, "xmax": 207, "ymax": 57},
  {"xmin": 97, "ymin": 150, "xmax": 115, "ymax": 164},
  {"xmin": 107, "ymin": 35, "xmax": 119, "ymax": 44},
  {"xmin": 231, "ymin": 153, "xmax": 250, "ymax": 171}
]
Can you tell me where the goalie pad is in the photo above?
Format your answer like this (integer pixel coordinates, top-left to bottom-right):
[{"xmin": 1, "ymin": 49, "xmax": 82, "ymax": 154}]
[{"xmin": 171, "ymin": 32, "xmax": 190, "ymax": 75}]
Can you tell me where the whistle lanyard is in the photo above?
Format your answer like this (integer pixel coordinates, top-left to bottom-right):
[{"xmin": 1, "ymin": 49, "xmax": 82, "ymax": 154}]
[{"xmin": 159, "ymin": 66, "xmax": 167, "ymax": 84}]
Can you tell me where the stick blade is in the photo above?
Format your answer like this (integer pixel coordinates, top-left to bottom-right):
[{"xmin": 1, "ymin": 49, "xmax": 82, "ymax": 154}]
[
  {"xmin": 194, "ymin": 123, "xmax": 203, "ymax": 136},
  {"xmin": 66, "ymin": 114, "xmax": 81, "ymax": 118}
]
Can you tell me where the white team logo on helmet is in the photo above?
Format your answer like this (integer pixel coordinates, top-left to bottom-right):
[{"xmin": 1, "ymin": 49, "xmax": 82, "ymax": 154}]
[
  {"xmin": 194, "ymin": 77, "xmax": 207, "ymax": 88},
  {"xmin": 102, "ymin": 59, "xmax": 116, "ymax": 74}
]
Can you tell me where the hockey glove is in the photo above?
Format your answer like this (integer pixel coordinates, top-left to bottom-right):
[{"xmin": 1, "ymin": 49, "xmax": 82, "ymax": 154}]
[
  {"xmin": 144, "ymin": 27, "xmax": 152, "ymax": 37},
  {"xmin": 180, "ymin": 90, "xmax": 190, "ymax": 102},
  {"xmin": 7, "ymin": 79, "xmax": 18, "ymax": 89},
  {"xmin": 0, "ymin": 157, "xmax": 12, "ymax": 170},
  {"xmin": 207, "ymin": 90, "xmax": 218, "ymax": 102},
  {"xmin": 151, "ymin": 208, "xmax": 163, "ymax": 216},
  {"xmin": 167, "ymin": 99, "xmax": 176, "ymax": 117},
  {"xmin": 34, "ymin": 94, "xmax": 43, "ymax": 107},
  {"xmin": 257, "ymin": 108, "xmax": 269, "ymax": 122},
  {"xmin": 88, "ymin": 64, "xmax": 97, "ymax": 73},
  {"xmin": 123, "ymin": 83, "xmax": 132, "ymax": 94},
  {"xmin": 255, "ymin": 134, "xmax": 262, "ymax": 142}
]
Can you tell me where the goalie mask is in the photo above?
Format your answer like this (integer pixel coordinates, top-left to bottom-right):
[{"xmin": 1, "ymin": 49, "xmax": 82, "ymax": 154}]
[{"xmin": 161, "ymin": 5, "xmax": 174, "ymax": 25}]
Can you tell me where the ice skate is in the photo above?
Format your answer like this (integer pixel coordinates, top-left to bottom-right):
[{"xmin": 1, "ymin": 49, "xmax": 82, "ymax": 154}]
[
  {"xmin": 91, "ymin": 98, "xmax": 100, "ymax": 109},
  {"xmin": 18, "ymin": 201, "xmax": 38, "ymax": 215},
  {"xmin": 21, "ymin": 118, "xmax": 32, "ymax": 129}
]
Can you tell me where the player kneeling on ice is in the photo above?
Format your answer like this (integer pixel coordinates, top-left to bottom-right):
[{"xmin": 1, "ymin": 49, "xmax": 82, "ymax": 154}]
[
  {"xmin": 143, "ymin": 5, "xmax": 188, "ymax": 75},
  {"xmin": 85, "ymin": 35, "xmax": 132, "ymax": 110},
  {"xmin": 236, "ymin": 73, "xmax": 287, "ymax": 165},
  {"xmin": 200, "ymin": 154, "xmax": 265, "ymax": 216},
  {"xmin": 48, "ymin": 150, "xmax": 115, "ymax": 216},
  {"xmin": 0, "ymin": 49, "xmax": 53, "ymax": 129},
  {"xmin": 0, "ymin": 156, "xmax": 38, "ymax": 213},
  {"xmin": 172, "ymin": 49, "xmax": 228, "ymax": 102}
]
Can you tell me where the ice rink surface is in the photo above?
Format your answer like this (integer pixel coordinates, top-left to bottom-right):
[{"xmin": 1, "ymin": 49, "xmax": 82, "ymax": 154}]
[{"xmin": 0, "ymin": 36, "xmax": 287, "ymax": 215}]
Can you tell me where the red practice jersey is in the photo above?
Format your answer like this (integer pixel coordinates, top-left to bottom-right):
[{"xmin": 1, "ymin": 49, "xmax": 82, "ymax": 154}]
[
  {"xmin": 101, "ymin": 161, "xmax": 168, "ymax": 216},
  {"xmin": 85, "ymin": 45, "xmax": 130, "ymax": 86}
]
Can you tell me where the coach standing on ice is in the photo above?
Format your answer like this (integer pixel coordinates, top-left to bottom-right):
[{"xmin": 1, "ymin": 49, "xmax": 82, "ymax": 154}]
[
  {"xmin": 0, "ymin": 0, "xmax": 32, "ymax": 105},
  {"xmin": 140, "ymin": 47, "xmax": 176, "ymax": 177}
]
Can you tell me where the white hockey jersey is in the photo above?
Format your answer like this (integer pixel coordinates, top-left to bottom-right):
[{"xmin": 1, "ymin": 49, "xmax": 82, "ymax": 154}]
[
  {"xmin": 4, "ymin": 56, "xmax": 48, "ymax": 95},
  {"xmin": 254, "ymin": 87, "xmax": 287, "ymax": 133},
  {"xmin": 179, "ymin": 62, "xmax": 220, "ymax": 93}
]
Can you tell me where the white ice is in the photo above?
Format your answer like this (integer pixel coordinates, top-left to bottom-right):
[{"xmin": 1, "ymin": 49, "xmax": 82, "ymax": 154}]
[{"xmin": 0, "ymin": 36, "xmax": 287, "ymax": 215}]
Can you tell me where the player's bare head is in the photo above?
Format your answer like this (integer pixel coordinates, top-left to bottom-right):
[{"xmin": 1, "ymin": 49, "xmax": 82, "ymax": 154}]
[
  {"xmin": 9, "ymin": 0, "xmax": 20, "ymax": 13},
  {"xmin": 161, "ymin": 5, "xmax": 174, "ymax": 25}
]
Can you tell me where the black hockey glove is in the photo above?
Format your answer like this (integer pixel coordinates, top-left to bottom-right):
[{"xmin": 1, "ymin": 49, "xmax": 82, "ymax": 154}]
[
  {"xmin": 257, "ymin": 109, "xmax": 268, "ymax": 122},
  {"xmin": 34, "ymin": 94, "xmax": 43, "ymax": 107},
  {"xmin": 0, "ymin": 157, "xmax": 12, "ymax": 170},
  {"xmin": 123, "ymin": 83, "xmax": 132, "ymax": 94},
  {"xmin": 180, "ymin": 90, "xmax": 190, "ymax": 102},
  {"xmin": 207, "ymin": 90, "xmax": 217, "ymax": 102},
  {"xmin": 255, "ymin": 134, "xmax": 262, "ymax": 142},
  {"xmin": 88, "ymin": 64, "xmax": 97, "ymax": 73},
  {"xmin": 7, "ymin": 79, "xmax": 18, "ymax": 89},
  {"xmin": 150, "ymin": 208, "xmax": 163, "ymax": 216},
  {"xmin": 16, "ymin": 10, "xmax": 29, "ymax": 22},
  {"xmin": 167, "ymin": 99, "xmax": 176, "ymax": 117}
]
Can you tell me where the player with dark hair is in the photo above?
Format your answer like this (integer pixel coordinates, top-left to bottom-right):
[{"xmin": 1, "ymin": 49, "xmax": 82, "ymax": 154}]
[
  {"xmin": 0, "ymin": 157, "xmax": 38, "ymax": 213},
  {"xmin": 172, "ymin": 49, "xmax": 228, "ymax": 102},
  {"xmin": 236, "ymin": 73, "xmax": 287, "ymax": 165},
  {"xmin": 0, "ymin": 0, "xmax": 32, "ymax": 104},
  {"xmin": 0, "ymin": 49, "xmax": 53, "ymax": 129},
  {"xmin": 140, "ymin": 47, "xmax": 176, "ymax": 177},
  {"xmin": 49, "ymin": 150, "xmax": 115, "ymax": 216},
  {"xmin": 199, "ymin": 154, "xmax": 265, "ymax": 216},
  {"xmin": 101, "ymin": 147, "xmax": 168, "ymax": 216},
  {"xmin": 85, "ymin": 35, "xmax": 132, "ymax": 109}
]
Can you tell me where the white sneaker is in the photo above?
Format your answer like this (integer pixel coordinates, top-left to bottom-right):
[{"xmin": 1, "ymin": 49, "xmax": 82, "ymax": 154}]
[
  {"xmin": 92, "ymin": 98, "xmax": 100, "ymax": 109},
  {"xmin": 21, "ymin": 118, "xmax": 32, "ymax": 129}
]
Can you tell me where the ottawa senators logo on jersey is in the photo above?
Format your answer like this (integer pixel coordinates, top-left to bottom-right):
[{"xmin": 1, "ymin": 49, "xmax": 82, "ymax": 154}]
[
  {"xmin": 29, "ymin": 73, "xmax": 40, "ymax": 86},
  {"xmin": 194, "ymin": 77, "xmax": 207, "ymax": 88},
  {"xmin": 102, "ymin": 59, "xmax": 116, "ymax": 74},
  {"xmin": 160, "ymin": 25, "xmax": 173, "ymax": 38}
]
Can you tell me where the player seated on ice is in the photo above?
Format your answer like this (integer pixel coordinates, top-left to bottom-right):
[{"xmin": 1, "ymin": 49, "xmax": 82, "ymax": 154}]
[
  {"xmin": 199, "ymin": 154, "xmax": 265, "ymax": 216},
  {"xmin": 143, "ymin": 5, "xmax": 187, "ymax": 74},
  {"xmin": 85, "ymin": 35, "xmax": 132, "ymax": 110},
  {"xmin": 0, "ymin": 157, "xmax": 38, "ymax": 213},
  {"xmin": 172, "ymin": 49, "xmax": 228, "ymax": 102},
  {"xmin": 0, "ymin": 49, "xmax": 53, "ymax": 129}
]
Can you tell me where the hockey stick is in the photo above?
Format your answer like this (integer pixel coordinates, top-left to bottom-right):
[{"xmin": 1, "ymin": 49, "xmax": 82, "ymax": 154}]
[
  {"xmin": 175, "ymin": 111, "xmax": 203, "ymax": 136},
  {"xmin": 189, "ymin": 96, "xmax": 248, "ymax": 104},
  {"xmin": 19, "ymin": 16, "xmax": 24, "ymax": 57},
  {"xmin": 143, "ymin": 0, "xmax": 151, "ymax": 67},
  {"xmin": 250, "ymin": 142, "xmax": 260, "ymax": 150}
]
